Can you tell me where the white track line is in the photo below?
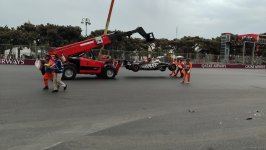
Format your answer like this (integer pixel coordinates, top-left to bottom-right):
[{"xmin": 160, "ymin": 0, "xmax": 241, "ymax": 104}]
[{"xmin": 41, "ymin": 142, "xmax": 62, "ymax": 150}]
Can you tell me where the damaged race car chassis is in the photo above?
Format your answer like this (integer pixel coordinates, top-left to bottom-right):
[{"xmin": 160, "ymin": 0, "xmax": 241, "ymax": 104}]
[{"xmin": 124, "ymin": 61, "xmax": 177, "ymax": 72}]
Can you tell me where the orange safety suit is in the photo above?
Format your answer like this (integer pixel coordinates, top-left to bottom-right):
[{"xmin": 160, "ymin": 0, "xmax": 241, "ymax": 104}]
[
  {"xmin": 43, "ymin": 59, "xmax": 54, "ymax": 88},
  {"xmin": 182, "ymin": 62, "xmax": 192, "ymax": 82},
  {"xmin": 175, "ymin": 60, "xmax": 184, "ymax": 77}
]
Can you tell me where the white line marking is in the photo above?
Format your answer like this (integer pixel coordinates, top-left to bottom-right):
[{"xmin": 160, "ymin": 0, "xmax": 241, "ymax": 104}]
[{"xmin": 41, "ymin": 142, "xmax": 62, "ymax": 150}]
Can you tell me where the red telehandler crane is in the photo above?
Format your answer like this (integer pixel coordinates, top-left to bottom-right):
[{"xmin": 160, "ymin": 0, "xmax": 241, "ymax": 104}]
[{"xmin": 47, "ymin": 27, "xmax": 155, "ymax": 80}]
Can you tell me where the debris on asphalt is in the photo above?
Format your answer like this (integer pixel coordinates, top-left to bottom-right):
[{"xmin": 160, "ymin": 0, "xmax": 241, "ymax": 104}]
[
  {"xmin": 246, "ymin": 117, "xmax": 253, "ymax": 120},
  {"xmin": 188, "ymin": 109, "xmax": 195, "ymax": 113},
  {"xmin": 254, "ymin": 112, "xmax": 262, "ymax": 117},
  {"xmin": 246, "ymin": 110, "xmax": 263, "ymax": 120}
]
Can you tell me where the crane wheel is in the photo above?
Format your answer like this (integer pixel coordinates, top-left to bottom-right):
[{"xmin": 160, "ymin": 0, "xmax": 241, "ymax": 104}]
[
  {"xmin": 103, "ymin": 66, "xmax": 116, "ymax": 79},
  {"xmin": 63, "ymin": 65, "xmax": 77, "ymax": 80}
]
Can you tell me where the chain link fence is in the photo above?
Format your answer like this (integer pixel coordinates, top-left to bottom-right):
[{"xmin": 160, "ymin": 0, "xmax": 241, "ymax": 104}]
[{"xmin": 1, "ymin": 44, "xmax": 265, "ymax": 65}]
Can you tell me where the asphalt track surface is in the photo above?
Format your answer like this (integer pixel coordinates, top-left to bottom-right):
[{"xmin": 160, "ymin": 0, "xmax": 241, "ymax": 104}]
[{"xmin": 1, "ymin": 65, "xmax": 266, "ymax": 150}]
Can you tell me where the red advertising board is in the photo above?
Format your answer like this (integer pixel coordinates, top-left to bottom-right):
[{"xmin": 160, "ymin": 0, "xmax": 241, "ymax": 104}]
[
  {"xmin": 193, "ymin": 64, "xmax": 266, "ymax": 69},
  {"xmin": 0, "ymin": 59, "xmax": 35, "ymax": 65}
]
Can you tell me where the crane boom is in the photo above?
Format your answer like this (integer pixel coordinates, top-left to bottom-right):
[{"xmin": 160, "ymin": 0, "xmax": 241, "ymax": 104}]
[{"xmin": 49, "ymin": 27, "xmax": 154, "ymax": 58}]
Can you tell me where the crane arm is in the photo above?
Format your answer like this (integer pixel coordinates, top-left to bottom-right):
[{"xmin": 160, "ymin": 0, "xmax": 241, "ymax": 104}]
[{"xmin": 48, "ymin": 27, "xmax": 155, "ymax": 59}]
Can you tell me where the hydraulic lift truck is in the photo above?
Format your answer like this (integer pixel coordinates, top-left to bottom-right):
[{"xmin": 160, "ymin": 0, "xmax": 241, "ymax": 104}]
[{"xmin": 47, "ymin": 27, "xmax": 155, "ymax": 80}]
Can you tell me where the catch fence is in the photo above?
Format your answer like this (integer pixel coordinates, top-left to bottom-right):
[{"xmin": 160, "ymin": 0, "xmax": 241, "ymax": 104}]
[{"xmin": 0, "ymin": 45, "xmax": 265, "ymax": 65}]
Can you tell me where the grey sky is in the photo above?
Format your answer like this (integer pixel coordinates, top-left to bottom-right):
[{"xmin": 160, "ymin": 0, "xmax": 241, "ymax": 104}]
[{"xmin": 0, "ymin": 0, "xmax": 266, "ymax": 39}]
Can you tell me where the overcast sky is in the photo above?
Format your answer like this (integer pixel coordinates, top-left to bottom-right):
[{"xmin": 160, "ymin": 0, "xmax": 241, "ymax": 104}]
[{"xmin": 0, "ymin": 0, "xmax": 266, "ymax": 39}]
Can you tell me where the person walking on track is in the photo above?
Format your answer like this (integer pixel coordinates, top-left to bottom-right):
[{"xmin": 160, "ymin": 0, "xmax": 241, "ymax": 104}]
[
  {"xmin": 176, "ymin": 59, "xmax": 184, "ymax": 78},
  {"xmin": 43, "ymin": 55, "xmax": 54, "ymax": 90},
  {"xmin": 182, "ymin": 58, "xmax": 192, "ymax": 84},
  {"xmin": 51, "ymin": 54, "xmax": 67, "ymax": 93}
]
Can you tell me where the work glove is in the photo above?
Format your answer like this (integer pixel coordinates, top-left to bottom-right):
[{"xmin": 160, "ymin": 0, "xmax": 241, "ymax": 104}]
[{"xmin": 44, "ymin": 64, "xmax": 50, "ymax": 67}]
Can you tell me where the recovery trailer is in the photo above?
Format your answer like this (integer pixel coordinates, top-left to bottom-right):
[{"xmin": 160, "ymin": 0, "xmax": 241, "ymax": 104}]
[{"xmin": 48, "ymin": 27, "xmax": 155, "ymax": 80}]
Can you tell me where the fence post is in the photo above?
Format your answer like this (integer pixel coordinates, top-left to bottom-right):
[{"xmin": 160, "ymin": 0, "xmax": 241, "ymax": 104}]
[
  {"xmin": 242, "ymin": 42, "xmax": 246, "ymax": 64},
  {"xmin": 251, "ymin": 42, "xmax": 255, "ymax": 65}
]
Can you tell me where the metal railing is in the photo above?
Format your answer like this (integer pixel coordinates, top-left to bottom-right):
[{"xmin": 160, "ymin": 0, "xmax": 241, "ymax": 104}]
[{"xmin": 1, "ymin": 45, "xmax": 265, "ymax": 65}]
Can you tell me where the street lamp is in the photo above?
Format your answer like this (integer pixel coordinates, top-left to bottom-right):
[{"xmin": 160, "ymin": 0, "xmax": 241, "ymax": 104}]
[
  {"xmin": 81, "ymin": 18, "xmax": 91, "ymax": 37},
  {"xmin": 33, "ymin": 40, "xmax": 37, "ymax": 59}
]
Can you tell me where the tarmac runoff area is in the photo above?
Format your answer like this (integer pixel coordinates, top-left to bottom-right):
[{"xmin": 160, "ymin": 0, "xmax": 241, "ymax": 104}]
[{"xmin": 1, "ymin": 65, "xmax": 266, "ymax": 150}]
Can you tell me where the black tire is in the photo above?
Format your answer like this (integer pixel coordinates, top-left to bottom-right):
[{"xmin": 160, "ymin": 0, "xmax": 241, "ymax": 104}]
[
  {"xmin": 159, "ymin": 66, "xmax": 167, "ymax": 72},
  {"xmin": 103, "ymin": 66, "xmax": 116, "ymax": 79},
  {"xmin": 132, "ymin": 65, "xmax": 140, "ymax": 72},
  {"xmin": 63, "ymin": 65, "xmax": 77, "ymax": 80},
  {"xmin": 168, "ymin": 64, "xmax": 177, "ymax": 71}
]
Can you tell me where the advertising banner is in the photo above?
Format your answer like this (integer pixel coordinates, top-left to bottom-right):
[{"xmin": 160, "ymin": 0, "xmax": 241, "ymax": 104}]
[
  {"xmin": 0, "ymin": 59, "xmax": 35, "ymax": 65},
  {"xmin": 193, "ymin": 64, "xmax": 266, "ymax": 69}
]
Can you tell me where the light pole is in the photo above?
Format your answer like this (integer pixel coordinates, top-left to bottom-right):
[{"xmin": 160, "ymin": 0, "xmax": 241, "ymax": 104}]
[
  {"xmin": 81, "ymin": 18, "xmax": 91, "ymax": 37},
  {"xmin": 33, "ymin": 40, "xmax": 37, "ymax": 59}
]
